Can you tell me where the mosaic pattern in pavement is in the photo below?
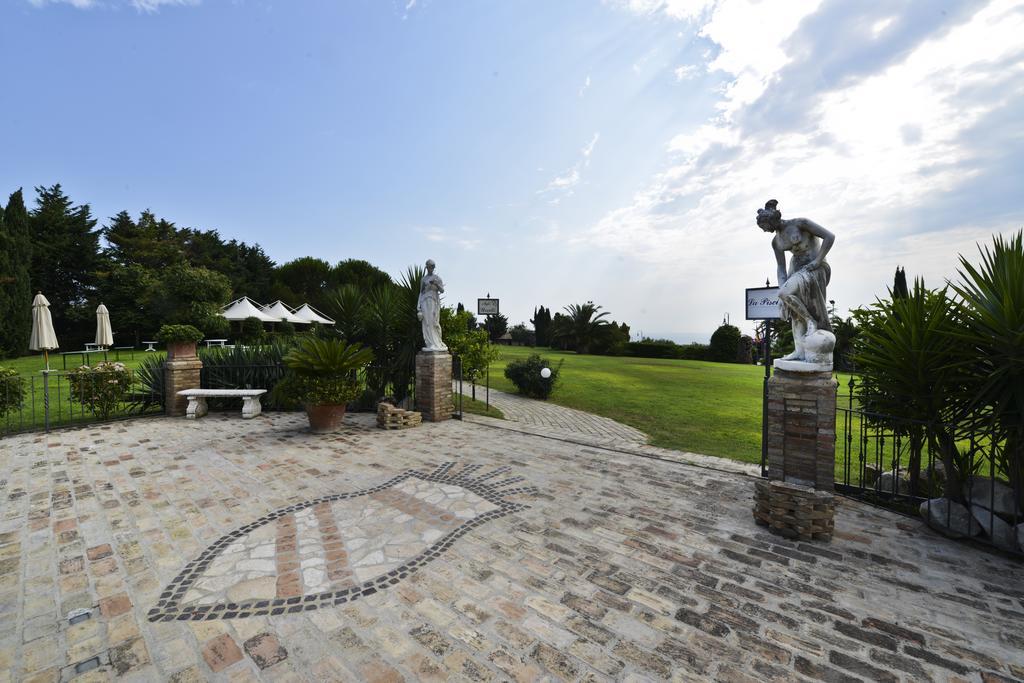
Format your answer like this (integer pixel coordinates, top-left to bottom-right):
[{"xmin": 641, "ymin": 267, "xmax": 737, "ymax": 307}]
[{"xmin": 150, "ymin": 463, "xmax": 536, "ymax": 621}]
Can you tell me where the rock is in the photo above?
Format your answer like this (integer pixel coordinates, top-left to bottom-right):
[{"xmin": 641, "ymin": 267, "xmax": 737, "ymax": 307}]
[
  {"xmin": 877, "ymin": 471, "xmax": 910, "ymax": 495},
  {"xmin": 920, "ymin": 498, "xmax": 982, "ymax": 538},
  {"xmin": 962, "ymin": 477, "xmax": 1020, "ymax": 517},
  {"xmin": 921, "ymin": 460, "xmax": 946, "ymax": 485},
  {"xmin": 862, "ymin": 465, "xmax": 879, "ymax": 486},
  {"xmin": 1018, "ymin": 523, "xmax": 1024, "ymax": 551},
  {"xmin": 970, "ymin": 505, "xmax": 1017, "ymax": 551}
]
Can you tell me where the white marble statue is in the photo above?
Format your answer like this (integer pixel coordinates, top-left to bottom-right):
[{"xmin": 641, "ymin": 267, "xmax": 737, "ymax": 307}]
[
  {"xmin": 417, "ymin": 259, "xmax": 447, "ymax": 352},
  {"xmin": 757, "ymin": 199, "xmax": 836, "ymax": 371}
]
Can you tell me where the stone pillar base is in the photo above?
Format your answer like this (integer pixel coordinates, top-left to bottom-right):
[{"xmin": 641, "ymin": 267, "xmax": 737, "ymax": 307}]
[
  {"xmin": 165, "ymin": 357, "xmax": 202, "ymax": 417},
  {"xmin": 765, "ymin": 368, "xmax": 837, "ymax": 489},
  {"xmin": 415, "ymin": 351, "xmax": 452, "ymax": 422},
  {"xmin": 754, "ymin": 479, "xmax": 834, "ymax": 542}
]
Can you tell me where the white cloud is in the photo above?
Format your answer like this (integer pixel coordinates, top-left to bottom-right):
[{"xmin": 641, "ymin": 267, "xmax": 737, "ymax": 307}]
[
  {"xmin": 27, "ymin": 0, "xmax": 199, "ymax": 9},
  {"xmin": 587, "ymin": 0, "xmax": 1024, "ymax": 329},
  {"xmin": 579, "ymin": 75, "xmax": 592, "ymax": 97},
  {"xmin": 606, "ymin": 0, "xmax": 714, "ymax": 21},
  {"xmin": 416, "ymin": 226, "xmax": 481, "ymax": 251},
  {"xmin": 540, "ymin": 133, "xmax": 600, "ymax": 198},
  {"xmin": 674, "ymin": 64, "xmax": 699, "ymax": 81}
]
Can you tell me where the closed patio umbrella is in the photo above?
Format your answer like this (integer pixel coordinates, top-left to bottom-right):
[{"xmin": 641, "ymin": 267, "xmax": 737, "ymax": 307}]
[
  {"xmin": 29, "ymin": 292, "xmax": 59, "ymax": 370},
  {"xmin": 95, "ymin": 303, "xmax": 113, "ymax": 348}
]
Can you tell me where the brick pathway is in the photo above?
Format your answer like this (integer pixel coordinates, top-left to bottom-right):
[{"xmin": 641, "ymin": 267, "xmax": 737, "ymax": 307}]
[
  {"xmin": 455, "ymin": 385, "xmax": 647, "ymax": 447},
  {"xmin": 1, "ymin": 413, "xmax": 1023, "ymax": 681}
]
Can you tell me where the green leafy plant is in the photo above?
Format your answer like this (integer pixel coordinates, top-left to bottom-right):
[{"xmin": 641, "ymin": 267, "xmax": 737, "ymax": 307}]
[
  {"xmin": 0, "ymin": 367, "xmax": 27, "ymax": 418},
  {"xmin": 273, "ymin": 337, "xmax": 374, "ymax": 406},
  {"xmin": 199, "ymin": 340, "xmax": 294, "ymax": 410},
  {"xmin": 504, "ymin": 354, "xmax": 561, "ymax": 399},
  {"xmin": 155, "ymin": 324, "xmax": 203, "ymax": 344},
  {"xmin": 67, "ymin": 361, "xmax": 132, "ymax": 419},
  {"xmin": 240, "ymin": 316, "xmax": 266, "ymax": 344},
  {"xmin": 948, "ymin": 230, "xmax": 1024, "ymax": 509},
  {"xmin": 852, "ymin": 280, "xmax": 966, "ymax": 497}
]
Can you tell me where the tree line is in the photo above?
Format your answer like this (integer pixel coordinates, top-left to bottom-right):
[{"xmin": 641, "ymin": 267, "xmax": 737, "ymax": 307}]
[{"xmin": 0, "ymin": 184, "xmax": 392, "ymax": 356}]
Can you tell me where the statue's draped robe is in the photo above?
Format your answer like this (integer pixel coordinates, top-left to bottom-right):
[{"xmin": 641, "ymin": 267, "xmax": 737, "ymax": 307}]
[
  {"xmin": 418, "ymin": 274, "xmax": 446, "ymax": 351},
  {"xmin": 783, "ymin": 250, "xmax": 832, "ymax": 331}
]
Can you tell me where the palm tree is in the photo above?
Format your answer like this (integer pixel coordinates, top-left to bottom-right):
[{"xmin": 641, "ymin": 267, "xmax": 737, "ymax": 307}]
[
  {"xmin": 948, "ymin": 231, "xmax": 1024, "ymax": 510},
  {"xmin": 563, "ymin": 302, "xmax": 610, "ymax": 354}
]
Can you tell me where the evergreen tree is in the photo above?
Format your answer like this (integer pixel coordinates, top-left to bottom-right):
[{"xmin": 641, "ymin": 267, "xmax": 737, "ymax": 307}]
[
  {"xmin": 30, "ymin": 185, "xmax": 101, "ymax": 346},
  {"xmin": 531, "ymin": 306, "xmax": 552, "ymax": 346},
  {"xmin": 0, "ymin": 189, "xmax": 33, "ymax": 357},
  {"xmin": 709, "ymin": 323, "xmax": 742, "ymax": 363}
]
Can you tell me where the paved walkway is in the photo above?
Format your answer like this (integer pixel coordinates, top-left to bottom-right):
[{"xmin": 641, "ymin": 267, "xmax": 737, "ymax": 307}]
[
  {"xmin": 455, "ymin": 385, "xmax": 648, "ymax": 447},
  {"xmin": 1, "ymin": 413, "xmax": 1023, "ymax": 682}
]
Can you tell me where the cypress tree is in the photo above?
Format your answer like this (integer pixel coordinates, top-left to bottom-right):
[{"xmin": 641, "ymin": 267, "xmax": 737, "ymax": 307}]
[{"xmin": 0, "ymin": 189, "xmax": 33, "ymax": 357}]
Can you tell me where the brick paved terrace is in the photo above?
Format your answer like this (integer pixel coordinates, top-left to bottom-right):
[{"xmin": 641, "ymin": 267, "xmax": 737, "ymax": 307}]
[{"xmin": 2, "ymin": 412, "xmax": 1023, "ymax": 682}]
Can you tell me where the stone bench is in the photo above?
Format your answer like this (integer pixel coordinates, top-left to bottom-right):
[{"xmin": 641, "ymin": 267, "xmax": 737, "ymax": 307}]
[{"xmin": 176, "ymin": 389, "xmax": 266, "ymax": 420}]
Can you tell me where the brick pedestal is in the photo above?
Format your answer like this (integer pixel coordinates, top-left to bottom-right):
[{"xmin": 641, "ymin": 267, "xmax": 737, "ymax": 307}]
[
  {"xmin": 415, "ymin": 351, "xmax": 452, "ymax": 422},
  {"xmin": 165, "ymin": 357, "xmax": 203, "ymax": 417},
  {"xmin": 765, "ymin": 368, "xmax": 837, "ymax": 489}
]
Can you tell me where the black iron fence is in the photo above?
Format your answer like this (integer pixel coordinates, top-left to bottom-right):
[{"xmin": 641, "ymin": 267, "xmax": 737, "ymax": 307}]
[
  {"xmin": 1, "ymin": 367, "xmax": 163, "ymax": 436},
  {"xmin": 835, "ymin": 399, "xmax": 1022, "ymax": 556}
]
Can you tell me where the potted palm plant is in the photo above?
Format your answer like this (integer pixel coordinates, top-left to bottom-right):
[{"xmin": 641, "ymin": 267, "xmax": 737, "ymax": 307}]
[{"xmin": 273, "ymin": 337, "xmax": 374, "ymax": 433}]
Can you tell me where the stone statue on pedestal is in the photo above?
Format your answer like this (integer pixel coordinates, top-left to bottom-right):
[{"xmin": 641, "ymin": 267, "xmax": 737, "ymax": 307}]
[
  {"xmin": 417, "ymin": 259, "xmax": 447, "ymax": 352},
  {"xmin": 756, "ymin": 199, "xmax": 836, "ymax": 371}
]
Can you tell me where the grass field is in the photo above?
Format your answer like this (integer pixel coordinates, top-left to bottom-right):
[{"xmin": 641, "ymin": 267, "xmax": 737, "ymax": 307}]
[{"xmin": 481, "ymin": 346, "xmax": 854, "ymax": 466}]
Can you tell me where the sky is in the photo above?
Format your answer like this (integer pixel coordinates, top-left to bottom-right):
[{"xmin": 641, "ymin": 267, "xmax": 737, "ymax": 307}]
[{"xmin": 2, "ymin": 0, "xmax": 1022, "ymax": 342}]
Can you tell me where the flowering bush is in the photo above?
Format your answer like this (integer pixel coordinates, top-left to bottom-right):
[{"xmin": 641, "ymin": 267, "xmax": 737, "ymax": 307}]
[
  {"xmin": 0, "ymin": 367, "xmax": 27, "ymax": 418},
  {"xmin": 67, "ymin": 362, "xmax": 132, "ymax": 419}
]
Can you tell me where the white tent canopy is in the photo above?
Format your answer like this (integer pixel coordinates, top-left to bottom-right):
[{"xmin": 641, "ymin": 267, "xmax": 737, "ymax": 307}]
[
  {"xmin": 220, "ymin": 297, "xmax": 279, "ymax": 323},
  {"xmin": 293, "ymin": 303, "xmax": 335, "ymax": 325},
  {"xmin": 261, "ymin": 300, "xmax": 307, "ymax": 324}
]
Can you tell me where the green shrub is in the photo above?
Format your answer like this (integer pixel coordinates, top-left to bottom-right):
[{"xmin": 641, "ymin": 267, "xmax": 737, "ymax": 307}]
[
  {"xmin": 625, "ymin": 341, "xmax": 678, "ymax": 359},
  {"xmin": 0, "ymin": 367, "xmax": 27, "ymax": 418},
  {"xmin": 708, "ymin": 324, "xmax": 742, "ymax": 363},
  {"xmin": 155, "ymin": 324, "xmax": 203, "ymax": 344},
  {"xmin": 276, "ymin": 320, "xmax": 296, "ymax": 337},
  {"xmin": 273, "ymin": 337, "xmax": 374, "ymax": 406},
  {"xmin": 240, "ymin": 316, "xmax": 265, "ymax": 344},
  {"xmin": 67, "ymin": 361, "xmax": 132, "ymax": 419},
  {"xmin": 504, "ymin": 354, "xmax": 561, "ymax": 399},
  {"xmin": 199, "ymin": 314, "xmax": 230, "ymax": 339},
  {"xmin": 132, "ymin": 355, "xmax": 165, "ymax": 412},
  {"xmin": 199, "ymin": 340, "xmax": 293, "ymax": 410},
  {"xmin": 677, "ymin": 343, "xmax": 709, "ymax": 360}
]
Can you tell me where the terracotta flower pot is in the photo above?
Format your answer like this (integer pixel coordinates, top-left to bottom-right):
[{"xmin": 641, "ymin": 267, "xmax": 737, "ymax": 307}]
[
  {"xmin": 304, "ymin": 403, "xmax": 347, "ymax": 433},
  {"xmin": 167, "ymin": 342, "xmax": 197, "ymax": 359}
]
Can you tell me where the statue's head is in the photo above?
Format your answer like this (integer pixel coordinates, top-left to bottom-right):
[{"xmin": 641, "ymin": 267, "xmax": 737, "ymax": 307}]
[
  {"xmin": 425, "ymin": 259, "xmax": 435, "ymax": 273},
  {"xmin": 756, "ymin": 199, "xmax": 782, "ymax": 232}
]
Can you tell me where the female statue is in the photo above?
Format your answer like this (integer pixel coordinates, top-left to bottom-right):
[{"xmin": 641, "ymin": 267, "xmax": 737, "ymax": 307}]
[
  {"xmin": 756, "ymin": 199, "xmax": 835, "ymax": 364},
  {"xmin": 417, "ymin": 259, "xmax": 447, "ymax": 351}
]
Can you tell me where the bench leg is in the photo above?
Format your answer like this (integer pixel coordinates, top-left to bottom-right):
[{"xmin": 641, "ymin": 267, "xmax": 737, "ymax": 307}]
[
  {"xmin": 241, "ymin": 396, "xmax": 262, "ymax": 419},
  {"xmin": 186, "ymin": 397, "xmax": 208, "ymax": 419}
]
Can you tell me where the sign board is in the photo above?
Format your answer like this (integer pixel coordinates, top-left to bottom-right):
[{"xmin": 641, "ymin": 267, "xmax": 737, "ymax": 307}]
[
  {"xmin": 477, "ymin": 298, "xmax": 500, "ymax": 316},
  {"xmin": 745, "ymin": 286, "xmax": 782, "ymax": 320}
]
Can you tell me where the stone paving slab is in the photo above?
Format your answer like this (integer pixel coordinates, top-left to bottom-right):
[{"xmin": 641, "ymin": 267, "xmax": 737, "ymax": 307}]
[
  {"xmin": 1, "ymin": 412, "xmax": 1023, "ymax": 682},
  {"xmin": 455, "ymin": 385, "xmax": 648, "ymax": 447}
]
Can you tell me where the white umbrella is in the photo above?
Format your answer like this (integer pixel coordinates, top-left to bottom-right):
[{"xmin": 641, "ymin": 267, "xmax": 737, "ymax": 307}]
[
  {"xmin": 29, "ymin": 292, "xmax": 59, "ymax": 370},
  {"xmin": 95, "ymin": 303, "xmax": 113, "ymax": 348}
]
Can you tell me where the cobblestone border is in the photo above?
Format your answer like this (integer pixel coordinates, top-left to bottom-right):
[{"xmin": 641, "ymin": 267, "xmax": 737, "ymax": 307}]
[{"xmin": 147, "ymin": 462, "xmax": 537, "ymax": 622}]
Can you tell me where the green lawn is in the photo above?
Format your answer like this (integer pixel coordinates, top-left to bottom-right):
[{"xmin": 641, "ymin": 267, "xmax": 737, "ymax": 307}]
[
  {"xmin": 2, "ymin": 350, "xmax": 165, "ymax": 434},
  {"xmin": 480, "ymin": 346, "xmax": 855, "ymax": 466}
]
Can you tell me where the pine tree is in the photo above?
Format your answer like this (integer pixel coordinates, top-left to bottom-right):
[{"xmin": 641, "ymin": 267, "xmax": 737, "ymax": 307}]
[
  {"xmin": 0, "ymin": 189, "xmax": 33, "ymax": 357},
  {"xmin": 30, "ymin": 184, "xmax": 101, "ymax": 346}
]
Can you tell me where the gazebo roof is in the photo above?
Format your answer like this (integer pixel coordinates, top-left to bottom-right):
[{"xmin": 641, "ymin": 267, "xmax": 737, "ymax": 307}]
[
  {"xmin": 261, "ymin": 300, "xmax": 307, "ymax": 324},
  {"xmin": 220, "ymin": 297, "xmax": 279, "ymax": 323},
  {"xmin": 293, "ymin": 303, "xmax": 335, "ymax": 325}
]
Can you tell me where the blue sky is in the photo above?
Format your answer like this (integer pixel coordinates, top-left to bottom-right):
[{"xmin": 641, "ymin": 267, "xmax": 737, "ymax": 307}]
[{"xmin": 3, "ymin": 0, "xmax": 1022, "ymax": 341}]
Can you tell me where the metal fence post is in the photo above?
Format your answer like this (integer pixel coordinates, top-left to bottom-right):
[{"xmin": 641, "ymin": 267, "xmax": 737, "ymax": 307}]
[{"xmin": 42, "ymin": 370, "xmax": 50, "ymax": 433}]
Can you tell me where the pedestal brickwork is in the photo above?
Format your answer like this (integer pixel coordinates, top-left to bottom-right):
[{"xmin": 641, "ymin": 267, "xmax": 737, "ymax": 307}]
[
  {"xmin": 415, "ymin": 351, "xmax": 452, "ymax": 422},
  {"xmin": 765, "ymin": 368, "xmax": 837, "ymax": 489},
  {"xmin": 164, "ymin": 357, "xmax": 203, "ymax": 417}
]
